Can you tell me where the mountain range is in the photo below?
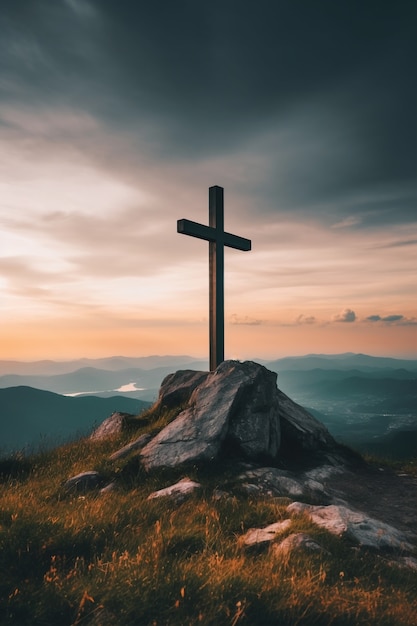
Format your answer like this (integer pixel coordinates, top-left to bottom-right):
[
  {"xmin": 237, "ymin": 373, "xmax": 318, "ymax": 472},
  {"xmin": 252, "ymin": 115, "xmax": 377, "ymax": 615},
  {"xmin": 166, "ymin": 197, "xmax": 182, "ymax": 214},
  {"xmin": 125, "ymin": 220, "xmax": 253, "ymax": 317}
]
[{"xmin": 0, "ymin": 353, "xmax": 415, "ymax": 458}]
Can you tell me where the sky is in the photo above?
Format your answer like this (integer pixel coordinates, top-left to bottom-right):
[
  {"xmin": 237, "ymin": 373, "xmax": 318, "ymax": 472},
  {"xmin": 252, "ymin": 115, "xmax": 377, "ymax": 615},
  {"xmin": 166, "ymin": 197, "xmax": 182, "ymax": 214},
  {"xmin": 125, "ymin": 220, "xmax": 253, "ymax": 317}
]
[{"xmin": 0, "ymin": 0, "xmax": 416, "ymax": 362}]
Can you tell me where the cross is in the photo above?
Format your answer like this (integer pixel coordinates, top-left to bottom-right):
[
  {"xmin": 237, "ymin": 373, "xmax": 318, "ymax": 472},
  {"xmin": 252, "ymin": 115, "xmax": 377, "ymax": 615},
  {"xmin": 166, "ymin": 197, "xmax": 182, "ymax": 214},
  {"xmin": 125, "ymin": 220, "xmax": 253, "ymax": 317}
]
[{"xmin": 177, "ymin": 185, "xmax": 251, "ymax": 371}]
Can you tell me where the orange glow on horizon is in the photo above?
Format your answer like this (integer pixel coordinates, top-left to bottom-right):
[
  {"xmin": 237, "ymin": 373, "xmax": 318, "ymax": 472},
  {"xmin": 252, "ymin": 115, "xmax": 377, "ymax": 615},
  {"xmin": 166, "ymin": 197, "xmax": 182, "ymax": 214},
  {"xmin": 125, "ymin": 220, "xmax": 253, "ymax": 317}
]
[{"xmin": 1, "ymin": 315, "xmax": 415, "ymax": 361}]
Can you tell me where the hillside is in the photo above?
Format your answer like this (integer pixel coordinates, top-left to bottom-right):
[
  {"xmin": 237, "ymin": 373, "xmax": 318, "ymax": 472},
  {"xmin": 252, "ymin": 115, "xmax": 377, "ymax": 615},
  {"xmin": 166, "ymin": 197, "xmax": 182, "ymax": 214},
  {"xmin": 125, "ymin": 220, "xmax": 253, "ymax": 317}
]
[
  {"xmin": 0, "ymin": 399, "xmax": 416, "ymax": 626},
  {"xmin": 0, "ymin": 387, "xmax": 149, "ymax": 454}
]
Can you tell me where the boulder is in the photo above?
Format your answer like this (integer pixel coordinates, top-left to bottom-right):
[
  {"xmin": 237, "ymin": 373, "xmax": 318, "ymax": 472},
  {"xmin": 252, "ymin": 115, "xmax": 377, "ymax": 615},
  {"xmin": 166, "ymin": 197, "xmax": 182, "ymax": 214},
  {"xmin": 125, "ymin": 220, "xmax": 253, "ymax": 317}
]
[
  {"xmin": 63, "ymin": 471, "xmax": 105, "ymax": 494},
  {"xmin": 272, "ymin": 532, "xmax": 329, "ymax": 556},
  {"xmin": 147, "ymin": 478, "xmax": 202, "ymax": 503},
  {"xmin": 241, "ymin": 519, "xmax": 292, "ymax": 547},
  {"xmin": 140, "ymin": 360, "xmax": 339, "ymax": 471},
  {"xmin": 287, "ymin": 502, "xmax": 415, "ymax": 552},
  {"xmin": 140, "ymin": 361, "xmax": 280, "ymax": 470},
  {"xmin": 155, "ymin": 370, "xmax": 209, "ymax": 410},
  {"xmin": 90, "ymin": 412, "xmax": 136, "ymax": 441}
]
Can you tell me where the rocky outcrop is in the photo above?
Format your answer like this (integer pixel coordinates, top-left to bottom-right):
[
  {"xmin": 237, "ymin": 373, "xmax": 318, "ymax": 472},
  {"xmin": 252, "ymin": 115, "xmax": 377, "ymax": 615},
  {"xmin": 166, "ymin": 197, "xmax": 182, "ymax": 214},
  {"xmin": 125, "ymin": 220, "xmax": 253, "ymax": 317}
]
[
  {"xmin": 140, "ymin": 361, "xmax": 281, "ymax": 470},
  {"xmin": 287, "ymin": 502, "xmax": 415, "ymax": 552},
  {"xmin": 90, "ymin": 412, "xmax": 136, "ymax": 441},
  {"xmin": 139, "ymin": 360, "xmax": 335, "ymax": 471}
]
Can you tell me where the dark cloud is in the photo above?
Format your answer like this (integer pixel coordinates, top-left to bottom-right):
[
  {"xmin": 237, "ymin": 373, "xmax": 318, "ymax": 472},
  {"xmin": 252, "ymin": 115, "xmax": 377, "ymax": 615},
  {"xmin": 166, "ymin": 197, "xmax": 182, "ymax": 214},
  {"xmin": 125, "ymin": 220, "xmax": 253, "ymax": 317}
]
[
  {"xmin": 0, "ymin": 0, "xmax": 415, "ymax": 230},
  {"xmin": 365, "ymin": 314, "xmax": 417, "ymax": 325},
  {"xmin": 380, "ymin": 315, "xmax": 404, "ymax": 323},
  {"xmin": 367, "ymin": 315, "xmax": 382, "ymax": 322},
  {"xmin": 333, "ymin": 309, "xmax": 356, "ymax": 323}
]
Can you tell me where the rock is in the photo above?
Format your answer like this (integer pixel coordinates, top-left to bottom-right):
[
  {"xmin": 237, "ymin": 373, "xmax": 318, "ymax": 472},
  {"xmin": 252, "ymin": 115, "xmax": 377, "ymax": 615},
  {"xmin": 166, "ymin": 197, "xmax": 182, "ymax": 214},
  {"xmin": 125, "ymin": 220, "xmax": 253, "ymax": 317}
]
[
  {"xmin": 273, "ymin": 532, "xmax": 329, "ymax": 556},
  {"xmin": 147, "ymin": 478, "xmax": 201, "ymax": 503},
  {"xmin": 140, "ymin": 360, "xmax": 339, "ymax": 471},
  {"xmin": 140, "ymin": 361, "xmax": 280, "ymax": 470},
  {"xmin": 108, "ymin": 433, "xmax": 152, "ymax": 461},
  {"xmin": 238, "ymin": 467, "xmax": 305, "ymax": 498},
  {"xmin": 63, "ymin": 471, "xmax": 105, "ymax": 494},
  {"xmin": 241, "ymin": 519, "xmax": 292, "ymax": 547},
  {"xmin": 287, "ymin": 502, "xmax": 415, "ymax": 552},
  {"xmin": 155, "ymin": 370, "xmax": 209, "ymax": 410},
  {"xmin": 227, "ymin": 365, "xmax": 280, "ymax": 460},
  {"xmin": 237, "ymin": 466, "xmax": 332, "ymax": 501},
  {"xmin": 277, "ymin": 390, "xmax": 335, "ymax": 453},
  {"xmin": 90, "ymin": 412, "xmax": 136, "ymax": 441}
]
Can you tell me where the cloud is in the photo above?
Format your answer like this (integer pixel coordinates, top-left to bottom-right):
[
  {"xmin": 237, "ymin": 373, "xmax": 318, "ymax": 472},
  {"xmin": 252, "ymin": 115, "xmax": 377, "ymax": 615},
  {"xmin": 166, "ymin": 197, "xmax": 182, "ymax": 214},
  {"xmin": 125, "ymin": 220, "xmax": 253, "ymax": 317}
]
[
  {"xmin": 333, "ymin": 309, "xmax": 357, "ymax": 323},
  {"xmin": 365, "ymin": 314, "xmax": 417, "ymax": 326},
  {"xmin": 366, "ymin": 315, "xmax": 382, "ymax": 322},
  {"xmin": 296, "ymin": 315, "xmax": 317, "ymax": 325}
]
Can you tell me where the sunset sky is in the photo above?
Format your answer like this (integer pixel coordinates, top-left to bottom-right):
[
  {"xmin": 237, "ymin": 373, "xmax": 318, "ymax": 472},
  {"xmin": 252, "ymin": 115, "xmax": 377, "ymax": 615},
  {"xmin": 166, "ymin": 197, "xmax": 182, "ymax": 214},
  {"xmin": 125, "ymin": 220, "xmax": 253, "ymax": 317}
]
[{"xmin": 1, "ymin": 0, "xmax": 416, "ymax": 361}]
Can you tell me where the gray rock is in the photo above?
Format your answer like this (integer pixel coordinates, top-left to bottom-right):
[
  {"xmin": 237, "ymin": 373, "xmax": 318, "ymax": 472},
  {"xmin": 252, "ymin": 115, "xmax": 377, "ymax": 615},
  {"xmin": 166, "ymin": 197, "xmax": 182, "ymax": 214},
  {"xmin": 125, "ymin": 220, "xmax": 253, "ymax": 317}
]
[
  {"xmin": 147, "ymin": 478, "xmax": 202, "ymax": 503},
  {"xmin": 155, "ymin": 369, "xmax": 209, "ymax": 410},
  {"xmin": 90, "ymin": 412, "xmax": 135, "ymax": 441},
  {"xmin": 241, "ymin": 519, "xmax": 292, "ymax": 547},
  {"xmin": 237, "ymin": 466, "xmax": 331, "ymax": 500},
  {"xmin": 238, "ymin": 467, "xmax": 305, "ymax": 498},
  {"xmin": 278, "ymin": 390, "xmax": 335, "ymax": 452},
  {"xmin": 287, "ymin": 502, "xmax": 415, "ymax": 552},
  {"xmin": 108, "ymin": 433, "xmax": 152, "ymax": 461},
  {"xmin": 140, "ymin": 361, "xmax": 280, "ymax": 470},
  {"xmin": 63, "ymin": 471, "xmax": 104, "ymax": 494},
  {"xmin": 227, "ymin": 363, "xmax": 280, "ymax": 459},
  {"xmin": 273, "ymin": 532, "xmax": 329, "ymax": 556}
]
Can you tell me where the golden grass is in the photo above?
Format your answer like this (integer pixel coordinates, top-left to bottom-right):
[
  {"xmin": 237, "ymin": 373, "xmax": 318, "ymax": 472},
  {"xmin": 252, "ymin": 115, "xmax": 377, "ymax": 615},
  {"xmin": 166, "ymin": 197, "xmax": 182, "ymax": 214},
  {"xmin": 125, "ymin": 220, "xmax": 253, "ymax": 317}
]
[{"xmin": 0, "ymin": 424, "xmax": 416, "ymax": 626}]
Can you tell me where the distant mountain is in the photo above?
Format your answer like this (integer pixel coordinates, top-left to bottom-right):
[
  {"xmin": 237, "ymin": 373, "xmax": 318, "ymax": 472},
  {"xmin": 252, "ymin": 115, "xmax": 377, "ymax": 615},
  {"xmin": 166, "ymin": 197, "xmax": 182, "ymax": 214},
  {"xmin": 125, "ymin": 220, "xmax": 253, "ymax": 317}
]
[
  {"xmin": 0, "ymin": 386, "xmax": 150, "ymax": 455},
  {"xmin": 304, "ymin": 376, "xmax": 417, "ymax": 398},
  {"xmin": 0, "ymin": 363, "xmax": 209, "ymax": 401},
  {"xmin": 266, "ymin": 353, "xmax": 417, "ymax": 372},
  {"xmin": 0, "ymin": 355, "xmax": 208, "ymax": 377}
]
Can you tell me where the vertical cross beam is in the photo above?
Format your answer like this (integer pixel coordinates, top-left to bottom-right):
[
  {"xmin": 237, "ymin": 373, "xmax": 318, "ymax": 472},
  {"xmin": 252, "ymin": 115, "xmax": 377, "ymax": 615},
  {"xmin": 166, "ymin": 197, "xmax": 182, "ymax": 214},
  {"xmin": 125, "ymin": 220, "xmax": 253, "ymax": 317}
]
[
  {"xmin": 177, "ymin": 186, "xmax": 251, "ymax": 371},
  {"xmin": 209, "ymin": 186, "xmax": 224, "ymax": 371}
]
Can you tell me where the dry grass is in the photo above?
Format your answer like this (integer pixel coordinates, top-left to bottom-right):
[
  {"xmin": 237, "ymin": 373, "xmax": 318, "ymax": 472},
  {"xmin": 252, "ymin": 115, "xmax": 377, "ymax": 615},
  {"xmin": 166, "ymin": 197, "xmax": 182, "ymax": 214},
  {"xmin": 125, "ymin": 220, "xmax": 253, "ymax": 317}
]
[{"xmin": 0, "ymin": 419, "xmax": 416, "ymax": 626}]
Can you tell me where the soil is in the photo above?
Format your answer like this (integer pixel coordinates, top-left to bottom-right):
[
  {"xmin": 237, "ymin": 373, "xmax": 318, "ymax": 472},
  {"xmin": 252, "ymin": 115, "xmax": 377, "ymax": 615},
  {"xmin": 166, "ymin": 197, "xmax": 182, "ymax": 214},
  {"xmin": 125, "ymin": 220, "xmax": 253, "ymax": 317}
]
[{"xmin": 325, "ymin": 461, "xmax": 417, "ymax": 536}]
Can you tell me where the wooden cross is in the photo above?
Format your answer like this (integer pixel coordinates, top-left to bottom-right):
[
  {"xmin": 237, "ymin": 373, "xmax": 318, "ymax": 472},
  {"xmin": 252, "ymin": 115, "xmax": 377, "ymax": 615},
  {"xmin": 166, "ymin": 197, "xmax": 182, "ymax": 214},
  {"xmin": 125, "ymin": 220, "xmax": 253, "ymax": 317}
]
[{"xmin": 177, "ymin": 185, "xmax": 251, "ymax": 371}]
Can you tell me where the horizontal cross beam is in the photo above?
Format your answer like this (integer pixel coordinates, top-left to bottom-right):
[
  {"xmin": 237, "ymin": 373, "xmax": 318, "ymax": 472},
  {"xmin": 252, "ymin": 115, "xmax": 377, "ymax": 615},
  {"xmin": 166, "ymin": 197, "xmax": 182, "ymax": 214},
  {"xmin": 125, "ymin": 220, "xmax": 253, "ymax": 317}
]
[{"xmin": 177, "ymin": 219, "xmax": 251, "ymax": 251}]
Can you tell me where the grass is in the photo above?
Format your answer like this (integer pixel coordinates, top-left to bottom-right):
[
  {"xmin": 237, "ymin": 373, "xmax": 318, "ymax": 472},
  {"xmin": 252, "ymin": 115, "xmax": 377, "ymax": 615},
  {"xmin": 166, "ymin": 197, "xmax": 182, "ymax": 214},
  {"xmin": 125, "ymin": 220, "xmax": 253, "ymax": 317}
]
[{"xmin": 0, "ymin": 410, "xmax": 416, "ymax": 626}]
